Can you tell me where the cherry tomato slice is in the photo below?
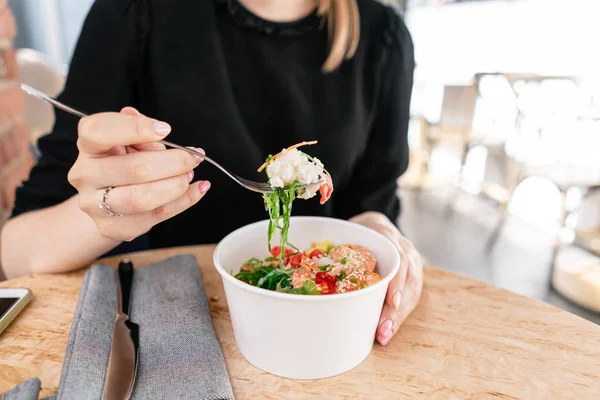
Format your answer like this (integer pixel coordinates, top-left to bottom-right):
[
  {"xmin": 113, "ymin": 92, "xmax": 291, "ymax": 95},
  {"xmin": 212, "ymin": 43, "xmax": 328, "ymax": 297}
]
[
  {"xmin": 309, "ymin": 249, "xmax": 324, "ymax": 259},
  {"xmin": 315, "ymin": 272, "xmax": 338, "ymax": 294},
  {"xmin": 290, "ymin": 253, "xmax": 304, "ymax": 268},
  {"xmin": 271, "ymin": 246, "xmax": 294, "ymax": 258},
  {"xmin": 270, "ymin": 246, "xmax": 281, "ymax": 257}
]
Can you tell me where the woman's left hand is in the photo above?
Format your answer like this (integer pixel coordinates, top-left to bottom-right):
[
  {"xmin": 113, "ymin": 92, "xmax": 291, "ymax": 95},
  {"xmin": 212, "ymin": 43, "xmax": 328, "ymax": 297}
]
[{"xmin": 350, "ymin": 211, "xmax": 424, "ymax": 346}]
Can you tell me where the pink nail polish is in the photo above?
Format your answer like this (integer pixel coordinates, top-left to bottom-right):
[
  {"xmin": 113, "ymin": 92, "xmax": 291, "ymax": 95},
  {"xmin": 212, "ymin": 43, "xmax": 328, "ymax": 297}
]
[
  {"xmin": 197, "ymin": 180, "xmax": 211, "ymax": 193},
  {"xmin": 187, "ymin": 170, "xmax": 194, "ymax": 183},
  {"xmin": 378, "ymin": 337, "xmax": 390, "ymax": 346},
  {"xmin": 379, "ymin": 320, "xmax": 393, "ymax": 339}
]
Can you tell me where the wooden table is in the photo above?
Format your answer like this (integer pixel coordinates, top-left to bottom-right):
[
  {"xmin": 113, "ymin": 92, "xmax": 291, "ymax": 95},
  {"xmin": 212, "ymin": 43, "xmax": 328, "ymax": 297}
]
[{"xmin": 1, "ymin": 245, "xmax": 600, "ymax": 399}]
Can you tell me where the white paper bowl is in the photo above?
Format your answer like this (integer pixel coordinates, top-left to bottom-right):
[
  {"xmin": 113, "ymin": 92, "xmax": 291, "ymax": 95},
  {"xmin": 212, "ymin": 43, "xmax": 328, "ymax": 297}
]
[{"xmin": 213, "ymin": 216, "xmax": 400, "ymax": 379}]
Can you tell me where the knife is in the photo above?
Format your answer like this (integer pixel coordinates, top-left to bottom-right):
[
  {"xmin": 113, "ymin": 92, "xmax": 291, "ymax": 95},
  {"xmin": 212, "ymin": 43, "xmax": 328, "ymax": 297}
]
[{"xmin": 103, "ymin": 260, "xmax": 140, "ymax": 400}]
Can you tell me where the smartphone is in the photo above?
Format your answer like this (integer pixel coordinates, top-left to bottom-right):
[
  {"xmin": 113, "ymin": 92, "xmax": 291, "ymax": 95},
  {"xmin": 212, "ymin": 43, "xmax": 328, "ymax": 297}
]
[{"xmin": 0, "ymin": 288, "xmax": 32, "ymax": 335}]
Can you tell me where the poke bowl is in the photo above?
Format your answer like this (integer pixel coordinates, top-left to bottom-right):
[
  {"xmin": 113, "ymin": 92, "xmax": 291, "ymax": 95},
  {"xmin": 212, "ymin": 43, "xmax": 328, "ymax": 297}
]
[{"xmin": 213, "ymin": 216, "xmax": 400, "ymax": 379}]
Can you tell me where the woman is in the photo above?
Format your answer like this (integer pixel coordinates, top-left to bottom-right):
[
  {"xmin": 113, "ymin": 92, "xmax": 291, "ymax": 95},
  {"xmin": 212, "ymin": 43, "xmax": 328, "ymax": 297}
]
[{"xmin": 0, "ymin": 0, "xmax": 422, "ymax": 346}]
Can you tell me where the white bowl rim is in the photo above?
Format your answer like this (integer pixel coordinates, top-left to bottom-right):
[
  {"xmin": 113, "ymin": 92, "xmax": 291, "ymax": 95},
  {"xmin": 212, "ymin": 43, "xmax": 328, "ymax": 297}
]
[{"xmin": 213, "ymin": 216, "xmax": 400, "ymax": 302}]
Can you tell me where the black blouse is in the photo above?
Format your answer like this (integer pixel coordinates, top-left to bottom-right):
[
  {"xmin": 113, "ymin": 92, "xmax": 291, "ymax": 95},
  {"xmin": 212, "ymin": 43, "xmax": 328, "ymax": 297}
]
[{"xmin": 11, "ymin": 0, "xmax": 414, "ymax": 254}]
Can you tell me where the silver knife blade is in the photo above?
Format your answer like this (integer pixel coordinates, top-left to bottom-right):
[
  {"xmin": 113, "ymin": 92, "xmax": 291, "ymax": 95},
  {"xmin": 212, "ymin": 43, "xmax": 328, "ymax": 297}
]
[{"xmin": 103, "ymin": 260, "xmax": 140, "ymax": 400}]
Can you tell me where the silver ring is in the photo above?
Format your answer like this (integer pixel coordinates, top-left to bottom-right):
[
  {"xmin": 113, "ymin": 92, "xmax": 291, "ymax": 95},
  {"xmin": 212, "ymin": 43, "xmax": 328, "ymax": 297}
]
[{"xmin": 98, "ymin": 187, "xmax": 122, "ymax": 217}]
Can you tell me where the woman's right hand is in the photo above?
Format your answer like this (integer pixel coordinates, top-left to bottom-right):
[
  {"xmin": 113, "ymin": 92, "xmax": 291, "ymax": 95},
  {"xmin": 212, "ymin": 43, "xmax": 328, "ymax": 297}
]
[{"xmin": 68, "ymin": 107, "xmax": 210, "ymax": 242}]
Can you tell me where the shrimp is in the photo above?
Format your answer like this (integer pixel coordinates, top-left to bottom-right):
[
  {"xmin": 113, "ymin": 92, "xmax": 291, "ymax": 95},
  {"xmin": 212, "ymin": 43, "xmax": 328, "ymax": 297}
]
[
  {"xmin": 300, "ymin": 255, "xmax": 320, "ymax": 274},
  {"xmin": 337, "ymin": 277, "xmax": 360, "ymax": 293},
  {"xmin": 240, "ymin": 263, "xmax": 254, "ymax": 272},
  {"xmin": 336, "ymin": 269, "xmax": 382, "ymax": 293},
  {"xmin": 319, "ymin": 173, "xmax": 333, "ymax": 205},
  {"xmin": 291, "ymin": 254, "xmax": 320, "ymax": 288},
  {"xmin": 364, "ymin": 270, "xmax": 382, "ymax": 286},
  {"xmin": 328, "ymin": 244, "xmax": 377, "ymax": 272},
  {"xmin": 291, "ymin": 269, "xmax": 313, "ymax": 288}
]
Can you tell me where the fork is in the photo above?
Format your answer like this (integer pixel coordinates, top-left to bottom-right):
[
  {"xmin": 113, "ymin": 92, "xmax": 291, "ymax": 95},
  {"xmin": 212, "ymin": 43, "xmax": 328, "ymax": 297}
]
[{"xmin": 20, "ymin": 83, "xmax": 324, "ymax": 194}]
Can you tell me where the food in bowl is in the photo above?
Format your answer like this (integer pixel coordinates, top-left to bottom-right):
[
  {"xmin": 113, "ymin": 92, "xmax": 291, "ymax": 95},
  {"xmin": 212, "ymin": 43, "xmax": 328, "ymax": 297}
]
[{"xmin": 234, "ymin": 240, "xmax": 382, "ymax": 295}]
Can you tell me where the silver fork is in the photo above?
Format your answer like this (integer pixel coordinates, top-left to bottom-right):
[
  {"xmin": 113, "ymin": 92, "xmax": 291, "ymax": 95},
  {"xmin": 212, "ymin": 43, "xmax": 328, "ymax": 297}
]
[{"xmin": 20, "ymin": 83, "xmax": 324, "ymax": 194}]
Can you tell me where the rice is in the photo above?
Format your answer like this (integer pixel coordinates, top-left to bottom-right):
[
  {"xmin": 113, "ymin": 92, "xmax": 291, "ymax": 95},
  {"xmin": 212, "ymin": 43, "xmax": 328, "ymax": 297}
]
[
  {"xmin": 266, "ymin": 149, "xmax": 324, "ymax": 199},
  {"xmin": 316, "ymin": 256, "xmax": 334, "ymax": 265}
]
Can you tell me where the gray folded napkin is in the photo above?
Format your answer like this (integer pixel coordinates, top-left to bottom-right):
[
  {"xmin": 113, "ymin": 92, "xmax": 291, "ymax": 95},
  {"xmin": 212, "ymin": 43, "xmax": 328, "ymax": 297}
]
[
  {"xmin": 61, "ymin": 254, "xmax": 234, "ymax": 399},
  {"xmin": 1, "ymin": 378, "xmax": 40, "ymax": 400},
  {"xmin": 2, "ymin": 255, "xmax": 234, "ymax": 400}
]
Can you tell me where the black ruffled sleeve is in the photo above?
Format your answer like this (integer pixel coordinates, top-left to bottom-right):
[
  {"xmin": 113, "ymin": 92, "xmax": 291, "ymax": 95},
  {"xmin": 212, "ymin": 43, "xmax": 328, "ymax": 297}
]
[
  {"xmin": 10, "ymin": 0, "xmax": 147, "ymax": 218},
  {"xmin": 333, "ymin": 6, "xmax": 415, "ymax": 225}
]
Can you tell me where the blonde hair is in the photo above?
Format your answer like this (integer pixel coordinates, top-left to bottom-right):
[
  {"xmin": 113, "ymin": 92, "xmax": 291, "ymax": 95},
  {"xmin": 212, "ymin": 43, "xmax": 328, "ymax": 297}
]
[{"xmin": 318, "ymin": 0, "xmax": 360, "ymax": 72}]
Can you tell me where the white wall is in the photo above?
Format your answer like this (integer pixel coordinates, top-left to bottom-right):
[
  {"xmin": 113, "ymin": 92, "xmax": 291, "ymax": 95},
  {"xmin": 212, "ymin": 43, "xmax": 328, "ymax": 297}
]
[{"xmin": 406, "ymin": 0, "xmax": 600, "ymax": 82}]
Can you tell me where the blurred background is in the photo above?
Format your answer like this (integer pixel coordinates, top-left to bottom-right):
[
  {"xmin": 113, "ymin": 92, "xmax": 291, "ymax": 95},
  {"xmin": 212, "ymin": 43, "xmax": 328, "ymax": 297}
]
[{"xmin": 2, "ymin": 0, "xmax": 600, "ymax": 322}]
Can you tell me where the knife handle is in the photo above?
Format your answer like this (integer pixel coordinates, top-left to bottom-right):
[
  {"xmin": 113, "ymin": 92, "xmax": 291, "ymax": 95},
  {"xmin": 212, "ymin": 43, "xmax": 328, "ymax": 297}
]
[{"xmin": 118, "ymin": 260, "xmax": 134, "ymax": 316}]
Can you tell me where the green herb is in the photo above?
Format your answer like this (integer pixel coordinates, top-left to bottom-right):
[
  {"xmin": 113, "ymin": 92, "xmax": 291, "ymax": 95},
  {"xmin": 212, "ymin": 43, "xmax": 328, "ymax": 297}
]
[
  {"xmin": 263, "ymin": 179, "xmax": 300, "ymax": 267},
  {"xmin": 318, "ymin": 265, "xmax": 330, "ymax": 272},
  {"xmin": 263, "ymin": 192, "xmax": 280, "ymax": 253},
  {"xmin": 349, "ymin": 277, "xmax": 357, "ymax": 283},
  {"xmin": 257, "ymin": 268, "xmax": 293, "ymax": 291},
  {"xmin": 236, "ymin": 263, "xmax": 294, "ymax": 291},
  {"xmin": 340, "ymin": 257, "xmax": 348, "ymax": 265},
  {"xmin": 245, "ymin": 257, "xmax": 264, "ymax": 270},
  {"xmin": 234, "ymin": 267, "xmax": 274, "ymax": 287},
  {"xmin": 275, "ymin": 278, "xmax": 292, "ymax": 291},
  {"xmin": 278, "ymin": 281, "xmax": 320, "ymax": 295},
  {"xmin": 338, "ymin": 270, "xmax": 347, "ymax": 281},
  {"xmin": 360, "ymin": 283, "xmax": 366, "ymax": 289}
]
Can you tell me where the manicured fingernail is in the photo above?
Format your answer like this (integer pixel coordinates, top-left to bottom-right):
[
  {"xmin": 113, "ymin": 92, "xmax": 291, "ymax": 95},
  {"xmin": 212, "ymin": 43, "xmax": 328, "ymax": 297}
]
[
  {"xmin": 379, "ymin": 319, "xmax": 393, "ymax": 339},
  {"xmin": 393, "ymin": 291, "xmax": 401, "ymax": 310},
  {"xmin": 192, "ymin": 147, "xmax": 205, "ymax": 163},
  {"xmin": 152, "ymin": 121, "xmax": 171, "ymax": 135},
  {"xmin": 197, "ymin": 180, "xmax": 211, "ymax": 193},
  {"xmin": 187, "ymin": 170, "xmax": 194, "ymax": 183}
]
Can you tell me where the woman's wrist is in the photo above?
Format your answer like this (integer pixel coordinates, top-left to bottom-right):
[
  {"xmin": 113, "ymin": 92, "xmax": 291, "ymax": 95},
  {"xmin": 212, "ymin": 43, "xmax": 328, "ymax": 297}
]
[{"xmin": 0, "ymin": 195, "xmax": 122, "ymax": 279}]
